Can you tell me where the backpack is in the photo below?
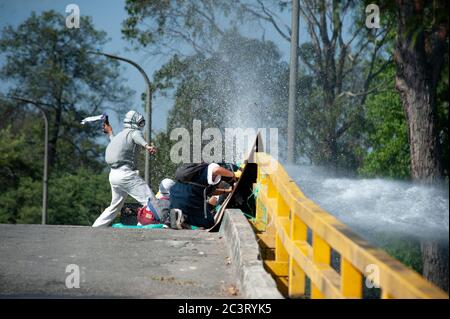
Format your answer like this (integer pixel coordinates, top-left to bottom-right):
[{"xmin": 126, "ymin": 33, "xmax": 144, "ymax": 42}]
[
  {"xmin": 137, "ymin": 198, "xmax": 161, "ymax": 225},
  {"xmin": 175, "ymin": 163, "xmax": 209, "ymax": 186},
  {"xmin": 120, "ymin": 203, "xmax": 141, "ymax": 225},
  {"xmin": 137, "ymin": 206, "xmax": 158, "ymax": 225}
]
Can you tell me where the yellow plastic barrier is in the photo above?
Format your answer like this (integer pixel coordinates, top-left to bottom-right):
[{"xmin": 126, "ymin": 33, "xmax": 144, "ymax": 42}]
[{"xmin": 252, "ymin": 152, "xmax": 448, "ymax": 299}]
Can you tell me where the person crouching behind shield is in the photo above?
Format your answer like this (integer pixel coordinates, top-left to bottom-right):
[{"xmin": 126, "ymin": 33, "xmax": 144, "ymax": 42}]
[{"xmin": 92, "ymin": 110, "xmax": 158, "ymax": 227}]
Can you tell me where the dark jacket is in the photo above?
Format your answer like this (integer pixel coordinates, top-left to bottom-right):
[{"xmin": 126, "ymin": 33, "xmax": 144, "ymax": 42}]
[{"xmin": 170, "ymin": 165, "xmax": 216, "ymax": 228}]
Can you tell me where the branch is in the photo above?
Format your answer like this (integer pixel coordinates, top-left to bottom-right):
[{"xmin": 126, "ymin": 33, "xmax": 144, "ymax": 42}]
[
  {"xmin": 335, "ymin": 81, "xmax": 390, "ymax": 139},
  {"xmin": 359, "ymin": 24, "xmax": 393, "ymax": 107},
  {"xmin": 239, "ymin": 0, "xmax": 291, "ymax": 42},
  {"xmin": 299, "ymin": 6, "xmax": 324, "ymax": 72},
  {"xmin": 60, "ymin": 135, "xmax": 101, "ymax": 159},
  {"xmin": 342, "ymin": 26, "xmax": 389, "ymax": 81},
  {"xmin": 167, "ymin": 26, "xmax": 213, "ymax": 55},
  {"xmin": 318, "ymin": 0, "xmax": 330, "ymax": 48},
  {"xmin": 337, "ymin": 79, "xmax": 389, "ymax": 99},
  {"xmin": 189, "ymin": 0, "xmax": 224, "ymax": 36},
  {"xmin": 335, "ymin": 119, "xmax": 354, "ymax": 139}
]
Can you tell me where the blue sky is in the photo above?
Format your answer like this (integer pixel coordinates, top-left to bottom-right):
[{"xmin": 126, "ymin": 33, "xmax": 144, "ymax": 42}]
[{"xmin": 0, "ymin": 0, "xmax": 294, "ymax": 134}]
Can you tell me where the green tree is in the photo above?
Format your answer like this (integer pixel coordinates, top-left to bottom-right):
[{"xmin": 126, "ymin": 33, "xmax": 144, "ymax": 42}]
[
  {"xmin": 146, "ymin": 131, "xmax": 178, "ymax": 192},
  {"xmin": 372, "ymin": 0, "xmax": 449, "ymax": 292},
  {"xmin": 8, "ymin": 168, "xmax": 110, "ymax": 225},
  {"xmin": 358, "ymin": 66, "xmax": 410, "ymax": 179},
  {"xmin": 0, "ymin": 11, "xmax": 133, "ymax": 225},
  {"xmin": 122, "ymin": 0, "xmax": 267, "ymax": 54},
  {"xmin": 393, "ymin": 0, "xmax": 448, "ymax": 184},
  {"xmin": 0, "ymin": 125, "xmax": 40, "ymax": 223},
  {"xmin": 153, "ymin": 32, "xmax": 288, "ymax": 159},
  {"xmin": 0, "ymin": 10, "xmax": 133, "ymax": 172}
]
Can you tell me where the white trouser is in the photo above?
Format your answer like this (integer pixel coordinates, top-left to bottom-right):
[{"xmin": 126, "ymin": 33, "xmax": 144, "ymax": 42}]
[{"xmin": 92, "ymin": 166, "xmax": 156, "ymax": 227}]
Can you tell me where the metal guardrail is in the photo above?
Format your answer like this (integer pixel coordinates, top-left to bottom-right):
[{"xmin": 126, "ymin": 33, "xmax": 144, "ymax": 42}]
[{"xmin": 251, "ymin": 152, "xmax": 448, "ymax": 299}]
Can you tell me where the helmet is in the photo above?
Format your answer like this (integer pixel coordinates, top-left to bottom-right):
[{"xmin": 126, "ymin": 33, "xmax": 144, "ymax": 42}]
[
  {"xmin": 159, "ymin": 178, "xmax": 176, "ymax": 197},
  {"xmin": 123, "ymin": 110, "xmax": 145, "ymax": 130}
]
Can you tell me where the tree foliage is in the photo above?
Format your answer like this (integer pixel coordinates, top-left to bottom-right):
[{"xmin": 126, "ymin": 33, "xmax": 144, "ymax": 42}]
[
  {"xmin": 0, "ymin": 11, "xmax": 133, "ymax": 224},
  {"xmin": 0, "ymin": 10, "xmax": 133, "ymax": 172},
  {"xmin": 150, "ymin": 31, "xmax": 288, "ymax": 168},
  {"xmin": 122, "ymin": 0, "xmax": 288, "ymax": 55},
  {"xmin": 358, "ymin": 66, "xmax": 410, "ymax": 179}
]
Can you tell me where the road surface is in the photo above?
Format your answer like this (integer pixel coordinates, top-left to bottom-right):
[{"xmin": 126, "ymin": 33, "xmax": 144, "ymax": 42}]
[{"xmin": 0, "ymin": 224, "xmax": 240, "ymax": 298}]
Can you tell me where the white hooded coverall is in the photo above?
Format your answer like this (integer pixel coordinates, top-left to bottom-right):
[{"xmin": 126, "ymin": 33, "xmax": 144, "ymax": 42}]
[{"xmin": 92, "ymin": 110, "xmax": 157, "ymax": 227}]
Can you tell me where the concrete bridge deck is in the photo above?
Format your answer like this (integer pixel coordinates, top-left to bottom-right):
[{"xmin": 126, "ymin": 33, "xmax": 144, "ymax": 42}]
[{"xmin": 0, "ymin": 224, "xmax": 240, "ymax": 298}]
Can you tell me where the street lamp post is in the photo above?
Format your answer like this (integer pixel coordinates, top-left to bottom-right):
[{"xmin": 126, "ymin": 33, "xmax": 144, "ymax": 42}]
[
  {"xmin": 287, "ymin": 0, "xmax": 300, "ymax": 164},
  {"xmin": 8, "ymin": 96, "xmax": 49, "ymax": 225},
  {"xmin": 88, "ymin": 51, "xmax": 153, "ymax": 187}
]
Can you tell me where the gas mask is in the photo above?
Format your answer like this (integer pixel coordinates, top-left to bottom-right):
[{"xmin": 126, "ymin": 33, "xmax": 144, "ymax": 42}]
[{"xmin": 123, "ymin": 110, "xmax": 145, "ymax": 131}]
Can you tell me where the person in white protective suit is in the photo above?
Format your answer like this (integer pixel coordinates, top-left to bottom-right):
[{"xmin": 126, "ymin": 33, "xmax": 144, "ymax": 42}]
[{"xmin": 92, "ymin": 110, "xmax": 158, "ymax": 227}]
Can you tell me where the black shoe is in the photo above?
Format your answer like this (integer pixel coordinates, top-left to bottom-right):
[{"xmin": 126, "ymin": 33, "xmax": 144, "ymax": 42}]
[{"xmin": 169, "ymin": 209, "xmax": 189, "ymax": 230}]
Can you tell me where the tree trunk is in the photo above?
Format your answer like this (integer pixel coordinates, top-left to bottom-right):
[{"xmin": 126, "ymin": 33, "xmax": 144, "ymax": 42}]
[
  {"xmin": 421, "ymin": 240, "xmax": 449, "ymax": 293},
  {"xmin": 395, "ymin": 72, "xmax": 442, "ymax": 183},
  {"xmin": 395, "ymin": 0, "xmax": 448, "ymax": 291}
]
